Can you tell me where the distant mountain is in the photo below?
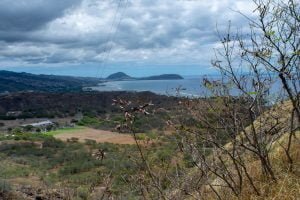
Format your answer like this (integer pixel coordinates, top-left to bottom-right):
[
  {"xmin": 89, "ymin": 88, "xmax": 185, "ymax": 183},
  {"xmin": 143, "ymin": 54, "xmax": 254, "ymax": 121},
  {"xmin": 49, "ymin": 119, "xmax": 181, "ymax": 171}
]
[
  {"xmin": 106, "ymin": 72, "xmax": 134, "ymax": 80},
  {"xmin": 0, "ymin": 70, "xmax": 100, "ymax": 93},
  {"xmin": 0, "ymin": 70, "xmax": 184, "ymax": 93},
  {"xmin": 106, "ymin": 72, "xmax": 183, "ymax": 81},
  {"xmin": 139, "ymin": 74, "xmax": 183, "ymax": 80}
]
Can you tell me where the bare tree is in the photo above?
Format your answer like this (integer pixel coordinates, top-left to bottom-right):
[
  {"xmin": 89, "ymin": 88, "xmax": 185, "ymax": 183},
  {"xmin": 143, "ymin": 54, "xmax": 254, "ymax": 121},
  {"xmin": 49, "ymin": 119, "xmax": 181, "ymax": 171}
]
[
  {"xmin": 108, "ymin": 1, "xmax": 299, "ymax": 199},
  {"xmin": 172, "ymin": 0, "xmax": 299, "ymax": 198}
]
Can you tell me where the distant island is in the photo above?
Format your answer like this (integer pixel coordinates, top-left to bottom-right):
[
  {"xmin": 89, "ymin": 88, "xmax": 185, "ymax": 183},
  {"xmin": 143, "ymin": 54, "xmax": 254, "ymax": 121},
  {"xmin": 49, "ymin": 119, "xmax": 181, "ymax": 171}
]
[{"xmin": 105, "ymin": 72, "xmax": 184, "ymax": 81}]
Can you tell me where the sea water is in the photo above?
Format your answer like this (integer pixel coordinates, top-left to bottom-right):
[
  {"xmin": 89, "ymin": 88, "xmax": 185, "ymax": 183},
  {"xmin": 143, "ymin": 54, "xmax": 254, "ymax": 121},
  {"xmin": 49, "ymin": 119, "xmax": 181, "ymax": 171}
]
[
  {"xmin": 90, "ymin": 75, "xmax": 295, "ymax": 99},
  {"xmin": 91, "ymin": 76, "xmax": 206, "ymax": 97}
]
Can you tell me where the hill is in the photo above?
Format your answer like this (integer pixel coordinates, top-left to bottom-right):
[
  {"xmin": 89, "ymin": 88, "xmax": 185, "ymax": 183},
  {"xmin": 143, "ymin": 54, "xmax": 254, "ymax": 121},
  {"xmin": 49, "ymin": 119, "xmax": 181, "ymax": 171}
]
[
  {"xmin": 106, "ymin": 72, "xmax": 134, "ymax": 80},
  {"xmin": 0, "ymin": 70, "xmax": 100, "ymax": 93},
  {"xmin": 0, "ymin": 95, "xmax": 298, "ymax": 199},
  {"xmin": 106, "ymin": 72, "xmax": 184, "ymax": 81},
  {"xmin": 139, "ymin": 74, "xmax": 184, "ymax": 80},
  {"xmin": 0, "ymin": 91, "xmax": 179, "ymax": 119}
]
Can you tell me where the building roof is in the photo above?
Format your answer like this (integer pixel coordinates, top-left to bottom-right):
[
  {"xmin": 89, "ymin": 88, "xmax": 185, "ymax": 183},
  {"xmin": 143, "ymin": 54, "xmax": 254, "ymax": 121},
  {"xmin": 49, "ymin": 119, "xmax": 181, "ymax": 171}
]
[{"xmin": 21, "ymin": 120, "xmax": 54, "ymax": 127}]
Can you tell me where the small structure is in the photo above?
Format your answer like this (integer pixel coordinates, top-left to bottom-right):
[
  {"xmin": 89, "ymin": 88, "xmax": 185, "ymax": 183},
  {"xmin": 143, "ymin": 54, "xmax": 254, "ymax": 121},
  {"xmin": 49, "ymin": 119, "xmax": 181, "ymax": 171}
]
[
  {"xmin": 22, "ymin": 120, "xmax": 54, "ymax": 128},
  {"xmin": 32, "ymin": 120, "xmax": 54, "ymax": 127}
]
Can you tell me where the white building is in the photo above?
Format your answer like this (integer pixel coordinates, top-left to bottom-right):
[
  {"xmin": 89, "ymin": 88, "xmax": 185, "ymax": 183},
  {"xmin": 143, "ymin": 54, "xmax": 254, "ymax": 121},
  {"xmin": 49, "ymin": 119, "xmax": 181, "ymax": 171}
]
[{"xmin": 21, "ymin": 120, "xmax": 54, "ymax": 128}]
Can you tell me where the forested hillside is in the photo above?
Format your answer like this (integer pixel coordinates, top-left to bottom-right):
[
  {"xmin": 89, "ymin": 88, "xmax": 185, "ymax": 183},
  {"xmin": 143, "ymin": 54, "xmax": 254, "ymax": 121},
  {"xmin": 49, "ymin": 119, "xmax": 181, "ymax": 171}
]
[{"xmin": 0, "ymin": 71, "xmax": 99, "ymax": 92}]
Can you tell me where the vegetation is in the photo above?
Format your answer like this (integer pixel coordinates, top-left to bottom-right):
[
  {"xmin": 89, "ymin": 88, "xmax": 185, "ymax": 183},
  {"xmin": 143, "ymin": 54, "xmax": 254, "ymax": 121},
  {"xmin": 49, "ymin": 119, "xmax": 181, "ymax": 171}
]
[
  {"xmin": 0, "ymin": 131, "xmax": 180, "ymax": 199},
  {"xmin": 45, "ymin": 126, "xmax": 86, "ymax": 136},
  {"xmin": 0, "ymin": 70, "xmax": 183, "ymax": 93},
  {"xmin": 0, "ymin": 91, "xmax": 179, "ymax": 120},
  {"xmin": 0, "ymin": 70, "xmax": 100, "ymax": 93},
  {"xmin": 0, "ymin": 0, "xmax": 299, "ymax": 199},
  {"xmin": 89, "ymin": 0, "xmax": 299, "ymax": 199}
]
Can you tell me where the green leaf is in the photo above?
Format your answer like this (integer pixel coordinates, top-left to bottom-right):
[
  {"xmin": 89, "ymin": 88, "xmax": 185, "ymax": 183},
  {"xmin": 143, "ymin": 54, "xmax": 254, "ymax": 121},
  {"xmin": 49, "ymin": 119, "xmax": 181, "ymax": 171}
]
[
  {"xmin": 266, "ymin": 30, "xmax": 275, "ymax": 37},
  {"xmin": 293, "ymin": 50, "xmax": 300, "ymax": 56},
  {"xmin": 248, "ymin": 92, "xmax": 258, "ymax": 95}
]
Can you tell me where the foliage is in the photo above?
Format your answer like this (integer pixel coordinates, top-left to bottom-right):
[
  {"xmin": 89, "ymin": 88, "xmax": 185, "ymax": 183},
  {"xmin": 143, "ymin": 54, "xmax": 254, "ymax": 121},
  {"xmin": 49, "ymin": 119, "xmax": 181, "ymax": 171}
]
[{"xmin": 0, "ymin": 179, "xmax": 12, "ymax": 193}]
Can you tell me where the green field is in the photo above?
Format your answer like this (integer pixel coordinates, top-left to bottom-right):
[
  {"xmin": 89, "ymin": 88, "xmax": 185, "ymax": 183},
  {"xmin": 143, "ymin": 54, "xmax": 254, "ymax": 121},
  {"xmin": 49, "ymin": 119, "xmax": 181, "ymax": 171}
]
[{"xmin": 45, "ymin": 126, "xmax": 86, "ymax": 136}]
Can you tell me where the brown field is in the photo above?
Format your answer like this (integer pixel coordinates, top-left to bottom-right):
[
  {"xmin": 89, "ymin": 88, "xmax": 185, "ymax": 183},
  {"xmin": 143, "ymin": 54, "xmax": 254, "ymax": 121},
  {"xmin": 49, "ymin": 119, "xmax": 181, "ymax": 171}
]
[{"xmin": 54, "ymin": 128, "xmax": 136, "ymax": 145}]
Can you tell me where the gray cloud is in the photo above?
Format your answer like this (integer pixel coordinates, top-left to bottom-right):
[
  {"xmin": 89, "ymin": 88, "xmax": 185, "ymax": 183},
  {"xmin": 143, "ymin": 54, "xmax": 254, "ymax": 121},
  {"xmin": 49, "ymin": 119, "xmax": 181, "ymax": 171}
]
[
  {"xmin": 0, "ymin": 0, "xmax": 255, "ymax": 69},
  {"xmin": 0, "ymin": 0, "xmax": 82, "ymax": 31}
]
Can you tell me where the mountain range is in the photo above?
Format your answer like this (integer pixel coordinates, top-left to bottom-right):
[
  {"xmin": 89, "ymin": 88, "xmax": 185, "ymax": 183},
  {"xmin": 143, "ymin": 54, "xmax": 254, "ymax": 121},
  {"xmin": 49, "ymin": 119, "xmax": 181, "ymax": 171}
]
[
  {"xmin": 0, "ymin": 70, "xmax": 99, "ymax": 93},
  {"xmin": 0, "ymin": 70, "xmax": 184, "ymax": 93}
]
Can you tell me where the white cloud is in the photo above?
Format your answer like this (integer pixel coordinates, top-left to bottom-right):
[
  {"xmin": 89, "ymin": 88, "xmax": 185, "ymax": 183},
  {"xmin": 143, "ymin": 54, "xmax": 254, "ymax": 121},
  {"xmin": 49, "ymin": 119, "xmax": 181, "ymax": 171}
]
[{"xmin": 0, "ymin": 0, "xmax": 256, "ymax": 72}]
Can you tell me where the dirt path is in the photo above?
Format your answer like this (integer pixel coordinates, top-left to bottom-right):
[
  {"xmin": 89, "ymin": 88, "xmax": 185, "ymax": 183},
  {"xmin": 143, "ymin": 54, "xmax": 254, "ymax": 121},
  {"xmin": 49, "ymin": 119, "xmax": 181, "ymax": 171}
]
[{"xmin": 54, "ymin": 128, "xmax": 135, "ymax": 144}]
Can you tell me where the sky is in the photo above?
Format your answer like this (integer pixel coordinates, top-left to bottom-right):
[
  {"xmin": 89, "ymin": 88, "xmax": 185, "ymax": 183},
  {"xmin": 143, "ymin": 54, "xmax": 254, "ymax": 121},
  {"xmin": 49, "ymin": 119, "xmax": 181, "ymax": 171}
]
[{"xmin": 0, "ymin": 0, "xmax": 256, "ymax": 77}]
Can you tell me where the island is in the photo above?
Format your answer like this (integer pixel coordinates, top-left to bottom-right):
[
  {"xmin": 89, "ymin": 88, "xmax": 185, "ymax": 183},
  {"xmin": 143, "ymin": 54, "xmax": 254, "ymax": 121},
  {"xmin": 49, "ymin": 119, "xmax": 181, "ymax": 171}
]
[{"xmin": 105, "ymin": 72, "xmax": 184, "ymax": 81}]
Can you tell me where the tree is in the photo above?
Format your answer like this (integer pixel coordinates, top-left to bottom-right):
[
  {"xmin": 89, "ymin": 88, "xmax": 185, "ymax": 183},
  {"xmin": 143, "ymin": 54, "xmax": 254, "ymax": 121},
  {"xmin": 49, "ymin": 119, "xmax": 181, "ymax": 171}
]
[
  {"xmin": 107, "ymin": 1, "xmax": 299, "ymax": 199},
  {"xmin": 175, "ymin": 0, "xmax": 299, "ymax": 198},
  {"xmin": 224, "ymin": 0, "xmax": 300, "ymax": 118}
]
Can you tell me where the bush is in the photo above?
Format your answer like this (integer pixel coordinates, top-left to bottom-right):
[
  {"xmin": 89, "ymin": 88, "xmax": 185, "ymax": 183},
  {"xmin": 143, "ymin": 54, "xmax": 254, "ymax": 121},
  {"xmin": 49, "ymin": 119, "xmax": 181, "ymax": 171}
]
[
  {"xmin": 77, "ymin": 116, "xmax": 100, "ymax": 126},
  {"xmin": 76, "ymin": 186, "xmax": 89, "ymax": 200},
  {"xmin": 23, "ymin": 125, "xmax": 34, "ymax": 132},
  {"xmin": 135, "ymin": 133, "xmax": 146, "ymax": 140},
  {"xmin": 43, "ymin": 137, "xmax": 65, "ymax": 148},
  {"xmin": 147, "ymin": 132, "xmax": 158, "ymax": 140},
  {"xmin": 156, "ymin": 148, "xmax": 173, "ymax": 162},
  {"xmin": 11, "ymin": 127, "xmax": 23, "ymax": 134},
  {"xmin": 0, "ymin": 179, "xmax": 11, "ymax": 193},
  {"xmin": 84, "ymin": 139, "xmax": 96, "ymax": 146}
]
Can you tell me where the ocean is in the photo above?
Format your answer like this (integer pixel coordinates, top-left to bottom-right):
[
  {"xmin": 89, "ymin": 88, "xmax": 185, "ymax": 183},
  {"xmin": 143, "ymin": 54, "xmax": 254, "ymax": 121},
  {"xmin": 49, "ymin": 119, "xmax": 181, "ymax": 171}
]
[
  {"xmin": 89, "ymin": 75, "xmax": 294, "ymax": 99},
  {"xmin": 90, "ymin": 76, "xmax": 207, "ymax": 97}
]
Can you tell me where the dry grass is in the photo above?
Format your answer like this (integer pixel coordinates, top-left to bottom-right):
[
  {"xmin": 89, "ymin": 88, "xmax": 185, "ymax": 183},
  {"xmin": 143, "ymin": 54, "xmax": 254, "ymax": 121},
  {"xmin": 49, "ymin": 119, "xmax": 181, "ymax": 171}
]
[
  {"xmin": 185, "ymin": 101, "xmax": 300, "ymax": 200},
  {"xmin": 224, "ymin": 101, "xmax": 294, "ymax": 150},
  {"xmin": 54, "ymin": 127, "xmax": 136, "ymax": 144},
  {"xmin": 218, "ymin": 131, "xmax": 300, "ymax": 200}
]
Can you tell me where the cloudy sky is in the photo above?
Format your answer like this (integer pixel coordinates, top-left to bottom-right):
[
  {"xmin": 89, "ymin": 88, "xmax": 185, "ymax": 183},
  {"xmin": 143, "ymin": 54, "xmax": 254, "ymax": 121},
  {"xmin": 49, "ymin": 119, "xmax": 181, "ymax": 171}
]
[{"xmin": 0, "ymin": 0, "xmax": 255, "ymax": 77}]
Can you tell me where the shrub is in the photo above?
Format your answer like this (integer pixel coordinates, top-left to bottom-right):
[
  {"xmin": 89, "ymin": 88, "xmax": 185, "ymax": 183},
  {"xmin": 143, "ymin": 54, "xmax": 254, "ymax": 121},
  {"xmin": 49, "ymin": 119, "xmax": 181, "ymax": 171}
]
[
  {"xmin": 76, "ymin": 186, "xmax": 89, "ymax": 200},
  {"xmin": 0, "ymin": 179, "xmax": 11, "ymax": 193},
  {"xmin": 23, "ymin": 125, "xmax": 34, "ymax": 132},
  {"xmin": 43, "ymin": 137, "xmax": 65, "ymax": 148},
  {"xmin": 147, "ymin": 132, "xmax": 158, "ymax": 140},
  {"xmin": 156, "ymin": 148, "xmax": 173, "ymax": 162},
  {"xmin": 77, "ymin": 116, "xmax": 100, "ymax": 126},
  {"xmin": 11, "ymin": 127, "xmax": 23, "ymax": 134},
  {"xmin": 135, "ymin": 133, "xmax": 146, "ymax": 140},
  {"xmin": 84, "ymin": 139, "xmax": 96, "ymax": 146}
]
